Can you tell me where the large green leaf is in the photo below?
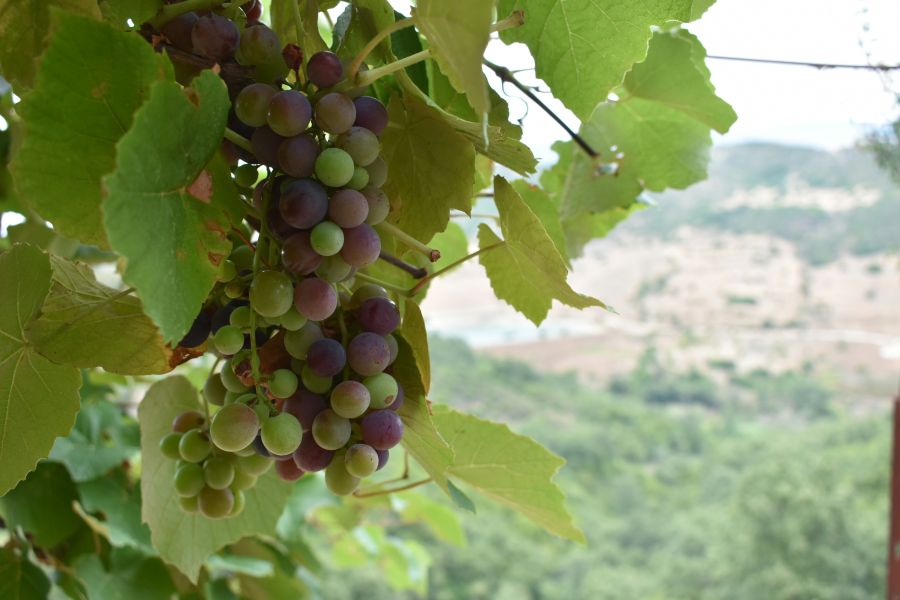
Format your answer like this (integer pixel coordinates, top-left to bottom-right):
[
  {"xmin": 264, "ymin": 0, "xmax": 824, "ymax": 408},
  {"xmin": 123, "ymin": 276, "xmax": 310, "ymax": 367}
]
[
  {"xmin": 332, "ymin": 0, "xmax": 395, "ymax": 65},
  {"xmin": 98, "ymin": 0, "xmax": 164, "ymax": 27},
  {"xmin": 415, "ymin": 0, "xmax": 493, "ymax": 117},
  {"xmin": 496, "ymin": 0, "xmax": 694, "ymax": 118},
  {"xmin": 430, "ymin": 222, "xmax": 469, "ymax": 271},
  {"xmin": 510, "ymin": 180, "xmax": 568, "ymax": 265},
  {"xmin": 0, "ymin": 244, "xmax": 81, "ymax": 495},
  {"xmin": 73, "ymin": 548, "xmax": 175, "ymax": 600},
  {"xmin": 478, "ymin": 176, "xmax": 603, "ymax": 325},
  {"xmin": 0, "ymin": 545, "xmax": 51, "ymax": 600},
  {"xmin": 26, "ymin": 256, "xmax": 173, "ymax": 375},
  {"xmin": 77, "ymin": 473, "xmax": 153, "ymax": 552},
  {"xmin": 11, "ymin": 12, "xmax": 170, "ymax": 247},
  {"xmin": 400, "ymin": 301, "xmax": 430, "ymax": 394},
  {"xmin": 139, "ymin": 376, "xmax": 292, "ymax": 582},
  {"xmin": 433, "ymin": 405, "xmax": 584, "ymax": 542},
  {"xmin": 103, "ymin": 70, "xmax": 240, "ymax": 344},
  {"xmin": 381, "ymin": 95, "xmax": 475, "ymax": 243},
  {"xmin": 0, "ymin": 0, "xmax": 101, "ymax": 89},
  {"xmin": 1, "ymin": 461, "xmax": 81, "ymax": 547}
]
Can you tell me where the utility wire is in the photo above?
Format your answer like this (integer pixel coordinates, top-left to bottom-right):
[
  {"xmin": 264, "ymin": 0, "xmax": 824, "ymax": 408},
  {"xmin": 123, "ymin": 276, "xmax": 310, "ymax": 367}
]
[{"xmin": 706, "ymin": 55, "xmax": 900, "ymax": 71}]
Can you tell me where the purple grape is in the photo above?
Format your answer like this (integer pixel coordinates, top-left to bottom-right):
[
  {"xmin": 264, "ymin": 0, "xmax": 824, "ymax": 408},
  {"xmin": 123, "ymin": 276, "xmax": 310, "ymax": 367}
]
[
  {"xmin": 384, "ymin": 334, "xmax": 399, "ymax": 365},
  {"xmin": 361, "ymin": 410, "xmax": 403, "ymax": 450},
  {"xmin": 347, "ymin": 332, "xmax": 390, "ymax": 376},
  {"xmin": 306, "ymin": 338, "xmax": 346, "ymax": 377},
  {"xmin": 250, "ymin": 125, "xmax": 284, "ymax": 168},
  {"xmin": 161, "ymin": 12, "xmax": 198, "ymax": 51},
  {"xmin": 267, "ymin": 90, "xmax": 312, "ymax": 137},
  {"xmin": 282, "ymin": 231, "xmax": 322, "ymax": 275},
  {"xmin": 307, "ymin": 51, "xmax": 344, "ymax": 88},
  {"xmin": 314, "ymin": 92, "xmax": 356, "ymax": 134},
  {"xmin": 353, "ymin": 96, "xmax": 388, "ymax": 135},
  {"xmin": 293, "ymin": 277, "xmax": 337, "ymax": 321},
  {"xmin": 191, "ymin": 14, "xmax": 239, "ymax": 62},
  {"xmin": 252, "ymin": 433, "xmax": 271, "ymax": 456},
  {"xmin": 356, "ymin": 297, "xmax": 400, "ymax": 335},
  {"xmin": 282, "ymin": 389, "xmax": 328, "ymax": 431},
  {"xmin": 292, "ymin": 434, "xmax": 334, "ymax": 472},
  {"xmin": 241, "ymin": 0, "xmax": 261, "ymax": 23},
  {"xmin": 328, "ymin": 189, "xmax": 369, "ymax": 228},
  {"xmin": 278, "ymin": 134, "xmax": 319, "ymax": 178},
  {"xmin": 266, "ymin": 200, "xmax": 297, "ymax": 242},
  {"xmin": 235, "ymin": 83, "xmax": 277, "ymax": 127},
  {"xmin": 275, "ymin": 459, "xmax": 305, "ymax": 481},
  {"xmin": 279, "ymin": 179, "xmax": 328, "ymax": 230},
  {"xmin": 239, "ymin": 23, "xmax": 281, "ymax": 66},
  {"xmin": 376, "ymin": 448, "xmax": 389, "ymax": 470},
  {"xmin": 179, "ymin": 310, "xmax": 211, "ymax": 347},
  {"xmin": 339, "ymin": 224, "xmax": 381, "ymax": 267}
]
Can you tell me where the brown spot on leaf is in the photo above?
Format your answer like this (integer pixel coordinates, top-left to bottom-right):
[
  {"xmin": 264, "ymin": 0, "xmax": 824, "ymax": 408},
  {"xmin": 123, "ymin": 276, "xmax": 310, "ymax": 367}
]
[
  {"xmin": 183, "ymin": 87, "xmax": 201, "ymax": 107},
  {"xmin": 204, "ymin": 220, "xmax": 227, "ymax": 237},
  {"xmin": 207, "ymin": 252, "xmax": 223, "ymax": 267},
  {"xmin": 186, "ymin": 170, "xmax": 213, "ymax": 202},
  {"xmin": 91, "ymin": 81, "xmax": 108, "ymax": 98},
  {"xmin": 168, "ymin": 343, "xmax": 206, "ymax": 369}
]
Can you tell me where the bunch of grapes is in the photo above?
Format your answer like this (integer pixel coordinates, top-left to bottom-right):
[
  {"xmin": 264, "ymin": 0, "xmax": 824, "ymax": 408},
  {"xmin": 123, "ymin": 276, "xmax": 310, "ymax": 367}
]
[{"xmin": 153, "ymin": 2, "xmax": 410, "ymax": 515}]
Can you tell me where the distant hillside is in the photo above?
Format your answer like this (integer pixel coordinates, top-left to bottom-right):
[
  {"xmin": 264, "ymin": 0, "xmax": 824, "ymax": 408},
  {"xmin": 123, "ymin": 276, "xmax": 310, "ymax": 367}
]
[{"xmin": 624, "ymin": 143, "xmax": 900, "ymax": 264}]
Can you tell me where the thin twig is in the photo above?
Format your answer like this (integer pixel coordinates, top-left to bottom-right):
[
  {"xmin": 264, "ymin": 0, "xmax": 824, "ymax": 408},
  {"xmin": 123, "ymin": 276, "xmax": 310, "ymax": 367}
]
[
  {"xmin": 706, "ymin": 55, "xmax": 900, "ymax": 71},
  {"xmin": 378, "ymin": 251, "xmax": 428, "ymax": 279},
  {"xmin": 353, "ymin": 477, "xmax": 432, "ymax": 498},
  {"xmin": 408, "ymin": 241, "xmax": 505, "ymax": 295},
  {"xmin": 376, "ymin": 222, "xmax": 440, "ymax": 262}
]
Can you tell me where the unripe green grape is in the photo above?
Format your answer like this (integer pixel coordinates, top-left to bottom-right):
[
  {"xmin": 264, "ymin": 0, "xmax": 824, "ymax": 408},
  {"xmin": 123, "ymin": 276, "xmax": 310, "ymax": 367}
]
[
  {"xmin": 210, "ymin": 403, "xmax": 260, "ymax": 452},
  {"xmin": 230, "ymin": 490, "xmax": 246, "ymax": 517},
  {"xmin": 238, "ymin": 453, "xmax": 273, "ymax": 476},
  {"xmin": 160, "ymin": 432, "xmax": 183, "ymax": 459},
  {"xmin": 364, "ymin": 373, "xmax": 398, "ymax": 409},
  {"xmin": 284, "ymin": 322, "xmax": 323, "ymax": 359},
  {"xmin": 213, "ymin": 325, "xmax": 244, "ymax": 355},
  {"xmin": 224, "ymin": 280, "xmax": 246, "ymax": 299},
  {"xmin": 260, "ymin": 413, "xmax": 302, "ymax": 455},
  {"xmin": 344, "ymin": 443, "xmax": 378, "ymax": 478},
  {"xmin": 315, "ymin": 255, "xmax": 352, "ymax": 283},
  {"xmin": 198, "ymin": 486, "xmax": 234, "ymax": 519},
  {"xmin": 179, "ymin": 429, "xmax": 212, "ymax": 463},
  {"xmin": 234, "ymin": 164, "xmax": 259, "ymax": 188},
  {"xmin": 330, "ymin": 380, "xmax": 370, "ymax": 419},
  {"xmin": 172, "ymin": 410, "xmax": 205, "ymax": 433},
  {"xmin": 301, "ymin": 363, "xmax": 332, "ymax": 394},
  {"xmin": 204, "ymin": 373, "xmax": 228, "ymax": 407},
  {"xmin": 350, "ymin": 283, "xmax": 389, "ymax": 307},
  {"xmin": 312, "ymin": 409, "xmax": 351, "ymax": 450},
  {"xmin": 346, "ymin": 166, "xmax": 370, "ymax": 190},
  {"xmin": 174, "ymin": 462, "xmax": 206, "ymax": 497},
  {"xmin": 229, "ymin": 305, "xmax": 252, "ymax": 328},
  {"xmin": 310, "ymin": 221, "xmax": 344, "ymax": 257},
  {"xmin": 276, "ymin": 307, "xmax": 307, "ymax": 331},
  {"xmin": 231, "ymin": 468, "xmax": 257, "ymax": 490},
  {"xmin": 250, "ymin": 270, "xmax": 294, "ymax": 318},
  {"xmin": 235, "ymin": 83, "xmax": 277, "ymax": 127},
  {"xmin": 235, "ymin": 442, "xmax": 257, "ymax": 457},
  {"xmin": 334, "ymin": 126, "xmax": 380, "ymax": 166},
  {"xmin": 179, "ymin": 494, "xmax": 199, "ymax": 513},
  {"xmin": 325, "ymin": 454, "xmax": 360, "ymax": 496},
  {"xmin": 314, "ymin": 148, "xmax": 354, "ymax": 187},
  {"xmin": 217, "ymin": 259, "xmax": 237, "ymax": 282},
  {"xmin": 230, "ymin": 244, "xmax": 255, "ymax": 272},
  {"xmin": 204, "ymin": 456, "xmax": 236, "ymax": 490},
  {"xmin": 220, "ymin": 361, "xmax": 249, "ymax": 393},
  {"xmin": 268, "ymin": 369, "xmax": 299, "ymax": 399},
  {"xmin": 253, "ymin": 402, "xmax": 271, "ymax": 424}
]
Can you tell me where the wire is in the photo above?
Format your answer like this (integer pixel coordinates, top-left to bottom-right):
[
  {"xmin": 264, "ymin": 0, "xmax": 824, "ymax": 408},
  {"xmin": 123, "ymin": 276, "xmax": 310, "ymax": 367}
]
[{"xmin": 706, "ymin": 55, "xmax": 900, "ymax": 71}]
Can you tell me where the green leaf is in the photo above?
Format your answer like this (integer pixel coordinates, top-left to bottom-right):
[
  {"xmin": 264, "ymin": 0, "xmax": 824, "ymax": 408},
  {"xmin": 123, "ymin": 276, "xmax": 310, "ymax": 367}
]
[
  {"xmin": 478, "ymin": 176, "xmax": 604, "ymax": 325},
  {"xmin": 98, "ymin": 0, "xmax": 164, "ymax": 27},
  {"xmin": 431, "ymin": 222, "xmax": 469, "ymax": 271},
  {"xmin": 206, "ymin": 554, "xmax": 274, "ymax": 578},
  {"xmin": 103, "ymin": 70, "xmax": 240, "ymax": 344},
  {"xmin": 381, "ymin": 95, "xmax": 475, "ymax": 243},
  {"xmin": 0, "ymin": 0, "xmax": 101, "ymax": 90},
  {"xmin": 0, "ymin": 244, "xmax": 81, "ymax": 495},
  {"xmin": 26, "ymin": 256, "xmax": 173, "ymax": 375},
  {"xmin": 510, "ymin": 180, "xmax": 568, "ymax": 265},
  {"xmin": 271, "ymin": 0, "xmax": 328, "ymax": 54},
  {"xmin": 433, "ymin": 405, "xmax": 585, "ymax": 542},
  {"xmin": 0, "ymin": 545, "xmax": 51, "ymax": 600},
  {"xmin": 1, "ymin": 462, "xmax": 81, "ymax": 547},
  {"xmin": 497, "ymin": 0, "xmax": 695, "ymax": 118},
  {"xmin": 73, "ymin": 548, "xmax": 175, "ymax": 600},
  {"xmin": 6, "ymin": 220, "xmax": 79, "ymax": 257},
  {"xmin": 77, "ymin": 473, "xmax": 153, "ymax": 552},
  {"xmin": 438, "ymin": 108, "xmax": 536, "ymax": 176},
  {"xmin": 393, "ymin": 492, "xmax": 466, "ymax": 546},
  {"xmin": 332, "ymin": 0, "xmax": 395, "ymax": 65},
  {"xmin": 10, "ymin": 12, "xmax": 171, "ymax": 247},
  {"xmin": 415, "ymin": 0, "xmax": 493, "ymax": 117},
  {"xmin": 400, "ymin": 301, "xmax": 430, "ymax": 394},
  {"xmin": 139, "ymin": 376, "xmax": 292, "ymax": 582}
]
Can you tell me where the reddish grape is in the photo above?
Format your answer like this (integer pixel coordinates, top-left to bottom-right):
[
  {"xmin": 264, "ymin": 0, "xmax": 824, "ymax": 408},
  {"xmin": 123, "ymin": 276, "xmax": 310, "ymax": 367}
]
[
  {"xmin": 282, "ymin": 231, "xmax": 322, "ymax": 275},
  {"xmin": 293, "ymin": 277, "xmax": 337, "ymax": 321},
  {"xmin": 328, "ymin": 189, "xmax": 369, "ymax": 228},
  {"xmin": 360, "ymin": 410, "xmax": 404, "ymax": 450},
  {"xmin": 314, "ymin": 92, "xmax": 356, "ymax": 134},
  {"xmin": 160, "ymin": 12, "xmax": 198, "ymax": 51},
  {"xmin": 347, "ymin": 332, "xmax": 390, "ymax": 376},
  {"xmin": 275, "ymin": 458, "xmax": 306, "ymax": 481},
  {"xmin": 353, "ymin": 96, "xmax": 389, "ymax": 135},
  {"xmin": 306, "ymin": 338, "xmax": 346, "ymax": 377},
  {"xmin": 356, "ymin": 297, "xmax": 400, "ymax": 335},
  {"xmin": 278, "ymin": 134, "xmax": 319, "ymax": 178},
  {"xmin": 279, "ymin": 178, "xmax": 327, "ymax": 229},
  {"xmin": 191, "ymin": 14, "xmax": 239, "ymax": 62},
  {"xmin": 307, "ymin": 51, "xmax": 344, "ymax": 88},
  {"xmin": 339, "ymin": 224, "xmax": 381, "ymax": 267},
  {"xmin": 292, "ymin": 434, "xmax": 334, "ymax": 472},
  {"xmin": 267, "ymin": 90, "xmax": 312, "ymax": 137},
  {"xmin": 282, "ymin": 389, "xmax": 328, "ymax": 431},
  {"xmin": 250, "ymin": 125, "xmax": 285, "ymax": 168}
]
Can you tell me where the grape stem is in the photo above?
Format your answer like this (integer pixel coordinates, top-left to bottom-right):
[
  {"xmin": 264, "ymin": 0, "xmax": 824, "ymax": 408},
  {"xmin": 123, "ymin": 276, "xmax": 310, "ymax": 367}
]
[
  {"xmin": 376, "ymin": 222, "xmax": 440, "ymax": 262},
  {"xmin": 353, "ymin": 272, "xmax": 410, "ymax": 297},
  {"xmin": 148, "ymin": 0, "xmax": 224, "ymax": 28},
  {"xmin": 353, "ymin": 477, "xmax": 432, "ymax": 498},
  {"xmin": 224, "ymin": 128, "xmax": 253, "ymax": 153},
  {"xmin": 378, "ymin": 251, "xmax": 428, "ymax": 279},
  {"xmin": 203, "ymin": 357, "xmax": 222, "ymax": 423},
  {"xmin": 408, "ymin": 241, "xmax": 506, "ymax": 296},
  {"xmin": 347, "ymin": 17, "xmax": 417, "ymax": 83},
  {"xmin": 355, "ymin": 50, "xmax": 430, "ymax": 88}
]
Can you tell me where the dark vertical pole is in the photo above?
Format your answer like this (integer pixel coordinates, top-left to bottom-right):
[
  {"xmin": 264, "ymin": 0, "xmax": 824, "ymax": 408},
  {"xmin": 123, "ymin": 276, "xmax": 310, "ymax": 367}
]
[{"xmin": 888, "ymin": 395, "xmax": 900, "ymax": 600}]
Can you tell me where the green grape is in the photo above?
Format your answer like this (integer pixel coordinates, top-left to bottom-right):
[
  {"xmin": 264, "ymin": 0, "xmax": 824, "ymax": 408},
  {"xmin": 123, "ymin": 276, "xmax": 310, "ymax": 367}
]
[
  {"xmin": 276, "ymin": 307, "xmax": 307, "ymax": 331},
  {"xmin": 213, "ymin": 325, "xmax": 244, "ymax": 355},
  {"xmin": 229, "ymin": 305, "xmax": 252, "ymax": 328},
  {"xmin": 260, "ymin": 413, "xmax": 302, "ymax": 455},
  {"xmin": 204, "ymin": 456, "xmax": 235, "ymax": 490},
  {"xmin": 230, "ymin": 244, "xmax": 255, "ymax": 272},
  {"xmin": 235, "ymin": 442, "xmax": 257, "ymax": 457},
  {"xmin": 238, "ymin": 453, "xmax": 273, "ymax": 476},
  {"xmin": 314, "ymin": 147, "xmax": 354, "ymax": 187},
  {"xmin": 364, "ymin": 373, "xmax": 398, "ymax": 409},
  {"xmin": 284, "ymin": 322, "xmax": 323, "ymax": 359},
  {"xmin": 160, "ymin": 432, "xmax": 183, "ymax": 459},
  {"xmin": 350, "ymin": 283, "xmax": 389, "ymax": 307},
  {"xmin": 231, "ymin": 468, "xmax": 257, "ymax": 490},
  {"xmin": 346, "ymin": 166, "xmax": 370, "ymax": 190},
  {"xmin": 268, "ymin": 369, "xmax": 299, "ymax": 399},
  {"xmin": 253, "ymin": 401, "xmax": 271, "ymax": 424},
  {"xmin": 174, "ymin": 463, "xmax": 206, "ymax": 497},
  {"xmin": 325, "ymin": 454, "xmax": 360, "ymax": 496},
  {"xmin": 335, "ymin": 126, "xmax": 380, "ymax": 166},
  {"xmin": 312, "ymin": 409, "xmax": 351, "ymax": 450},
  {"xmin": 230, "ymin": 490, "xmax": 246, "ymax": 517},
  {"xmin": 250, "ymin": 270, "xmax": 294, "ymax": 318},
  {"xmin": 315, "ymin": 255, "xmax": 352, "ymax": 283},
  {"xmin": 310, "ymin": 221, "xmax": 344, "ymax": 257},
  {"xmin": 234, "ymin": 164, "xmax": 259, "ymax": 188},
  {"xmin": 224, "ymin": 280, "xmax": 246, "ymax": 299},
  {"xmin": 301, "ymin": 363, "xmax": 332, "ymax": 394},
  {"xmin": 344, "ymin": 443, "xmax": 378, "ymax": 478},
  {"xmin": 330, "ymin": 380, "xmax": 370, "ymax": 419},
  {"xmin": 198, "ymin": 486, "xmax": 234, "ymax": 519},
  {"xmin": 179, "ymin": 495, "xmax": 199, "ymax": 513},
  {"xmin": 217, "ymin": 259, "xmax": 237, "ymax": 282},
  {"xmin": 220, "ymin": 361, "xmax": 249, "ymax": 393},
  {"xmin": 179, "ymin": 429, "xmax": 212, "ymax": 463},
  {"xmin": 204, "ymin": 373, "xmax": 227, "ymax": 407},
  {"xmin": 210, "ymin": 403, "xmax": 260, "ymax": 452}
]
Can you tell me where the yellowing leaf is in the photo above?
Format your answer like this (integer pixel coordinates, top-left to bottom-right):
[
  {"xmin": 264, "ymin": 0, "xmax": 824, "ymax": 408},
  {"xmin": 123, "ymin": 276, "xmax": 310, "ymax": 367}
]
[{"xmin": 401, "ymin": 301, "xmax": 430, "ymax": 393}]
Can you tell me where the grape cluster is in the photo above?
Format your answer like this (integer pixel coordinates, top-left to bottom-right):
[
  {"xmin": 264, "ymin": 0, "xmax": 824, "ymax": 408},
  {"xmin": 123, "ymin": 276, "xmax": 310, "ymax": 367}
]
[{"xmin": 155, "ymin": 3, "xmax": 406, "ymax": 513}]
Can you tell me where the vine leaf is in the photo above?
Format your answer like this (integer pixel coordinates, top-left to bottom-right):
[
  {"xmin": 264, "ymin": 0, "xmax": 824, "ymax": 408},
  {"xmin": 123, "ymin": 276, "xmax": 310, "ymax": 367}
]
[
  {"xmin": 432, "ymin": 404, "xmax": 585, "ymax": 542},
  {"xmin": 0, "ymin": 462, "xmax": 81, "ymax": 548},
  {"xmin": 10, "ymin": 11, "xmax": 171, "ymax": 247},
  {"xmin": 139, "ymin": 376, "xmax": 292, "ymax": 583},
  {"xmin": 510, "ymin": 180, "xmax": 569, "ymax": 266},
  {"xmin": 0, "ymin": 0, "xmax": 101, "ymax": 89},
  {"xmin": 415, "ymin": 0, "xmax": 493, "ymax": 117},
  {"xmin": 73, "ymin": 548, "xmax": 175, "ymax": 600},
  {"xmin": 0, "ymin": 244, "xmax": 81, "ymax": 496},
  {"xmin": 0, "ymin": 545, "xmax": 51, "ymax": 600},
  {"xmin": 332, "ymin": 0, "xmax": 395, "ymax": 65},
  {"xmin": 97, "ymin": 0, "xmax": 164, "ymax": 27},
  {"xmin": 103, "ymin": 70, "xmax": 241, "ymax": 344},
  {"xmin": 431, "ymin": 222, "xmax": 469, "ymax": 271},
  {"xmin": 400, "ymin": 301, "xmax": 430, "ymax": 394},
  {"xmin": 26, "ymin": 256, "xmax": 173, "ymax": 375},
  {"xmin": 497, "ymin": 0, "xmax": 698, "ymax": 118},
  {"xmin": 77, "ymin": 474, "xmax": 154, "ymax": 552},
  {"xmin": 478, "ymin": 176, "xmax": 604, "ymax": 325},
  {"xmin": 381, "ymin": 95, "xmax": 475, "ymax": 243}
]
